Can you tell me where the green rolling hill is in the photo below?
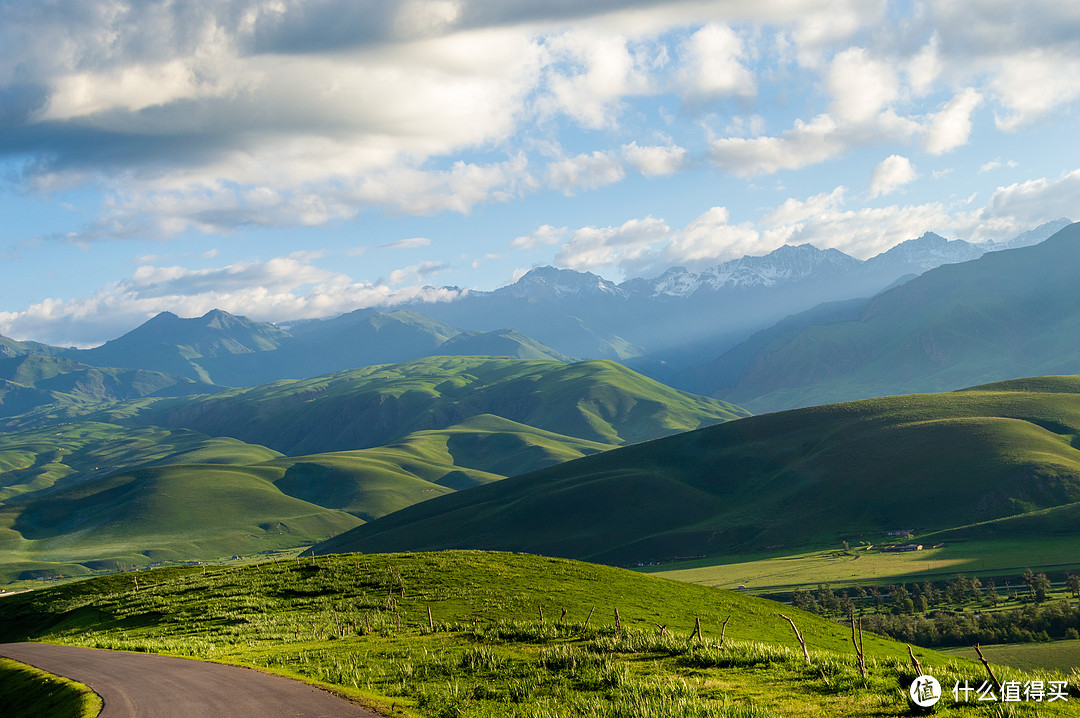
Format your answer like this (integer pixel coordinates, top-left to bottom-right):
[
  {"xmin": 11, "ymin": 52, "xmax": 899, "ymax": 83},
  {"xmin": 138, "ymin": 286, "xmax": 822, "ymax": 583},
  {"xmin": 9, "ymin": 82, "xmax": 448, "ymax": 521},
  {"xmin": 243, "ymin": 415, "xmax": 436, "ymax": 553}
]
[
  {"xmin": 314, "ymin": 375, "xmax": 1080, "ymax": 564},
  {"xmin": 123, "ymin": 355, "xmax": 748, "ymax": 455},
  {"xmin": 714, "ymin": 221, "xmax": 1080, "ymax": 412},
  {"xmin": 0, "ymin": 551, "xmax": 1007, "ymax": 717},
  {"xmin": 0, "ymin": 356, "xmax": 746, "ymax": 582},
  {"xmin": 0, "ymin": 354, "xmax": 219, "ymax": 420}
]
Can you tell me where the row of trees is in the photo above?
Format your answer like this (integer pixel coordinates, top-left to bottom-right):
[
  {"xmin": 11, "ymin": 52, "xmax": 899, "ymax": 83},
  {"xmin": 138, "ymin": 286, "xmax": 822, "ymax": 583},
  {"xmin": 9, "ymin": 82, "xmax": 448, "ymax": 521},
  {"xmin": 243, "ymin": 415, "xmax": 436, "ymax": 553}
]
[
  {"xmin": 864, "ymin": 601, "xmax": 1080, "ymax": 647},
  {"xmin": 789, "ymin": 570, "xmax": 1080, "ymax": 647},
  {"xmin": 792, "ymin": 570, "xmax": 1074, "ymax": 618}
]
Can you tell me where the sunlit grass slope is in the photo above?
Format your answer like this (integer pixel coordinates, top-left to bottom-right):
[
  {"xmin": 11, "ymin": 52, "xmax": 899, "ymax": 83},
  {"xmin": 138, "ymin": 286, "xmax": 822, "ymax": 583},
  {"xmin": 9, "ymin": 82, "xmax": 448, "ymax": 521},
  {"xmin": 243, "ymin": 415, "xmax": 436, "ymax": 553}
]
[
  {"xmin": 125, "ymin": 356, "xmax": 749, "ymax": 455},
  {"xmin": 0, "ymin": 414, "xmax": 611, "ymax": 582},
  {"xmin": 317, "ymin": 377, "xmax": 1080, "ymax": 564},
  {"xmin": 0, "ymin": 657, "xmax": 101, "ymax": 718},
  {"xmin": 3, "ymin": 551, "xmax": 1054, "ymax": 717},
  {"xmin": 0, "ymin": 461, "xmax": 362, "ymax": 582}
]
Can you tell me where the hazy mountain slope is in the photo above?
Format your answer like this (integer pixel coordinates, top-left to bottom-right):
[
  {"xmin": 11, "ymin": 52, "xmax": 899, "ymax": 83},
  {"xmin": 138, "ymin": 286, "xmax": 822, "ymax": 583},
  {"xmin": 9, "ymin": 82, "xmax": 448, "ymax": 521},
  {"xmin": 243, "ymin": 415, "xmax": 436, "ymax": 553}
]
[
  {"xmin": 72, "ymin": 309, "xmax": 291, "ymax": 384},
  {"xmin": 128, "ymin": 356, "xmax": 749, "ymax": 455},
  {"xmin": 437, "ymin": 329, "xmax": 575, "ymax": 361},
  {"xmin": 0, "ymin": 355, "xmax": 220, "ymax": 420},
  {"xmin": 716, "ymin": 222, "xmax": 1080, "ymax": 412},
  {"xmin": 674, "ymin": 297, "xmax": 869, "ymax": 396},
  {"xmin": 315, "ymin": 378, "xmax": 1080, "ymax": 563}
]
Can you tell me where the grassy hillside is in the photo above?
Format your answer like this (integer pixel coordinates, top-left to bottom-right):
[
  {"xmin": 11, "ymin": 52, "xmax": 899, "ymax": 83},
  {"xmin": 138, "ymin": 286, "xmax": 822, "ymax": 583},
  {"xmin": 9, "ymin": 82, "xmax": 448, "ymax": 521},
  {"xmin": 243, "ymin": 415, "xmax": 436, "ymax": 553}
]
[
  {"xmin": 0, "ymin": 460, "xmax": 362, "ymax": 583},
  {"xmin": 717, "ymin": 222, "xmax": 1080, "ymax": 412},
  {"xmin": 438, "ymin": 328, "xmax": 575, "ymax": 362},
  {"xmin": 0, "ymin": 658, "xmax": 101, "ymax": 718},
  {"xmin": 315, "ymin": 377, "xmax": 1080, "ymax": 564},
  {"xmin": 1, "ymin": 550, "xmax": 1050, "ymax": 717},
  {"xmin": 0, "ymin": 413, "xmax": 613, "ymax": 582},
  {"xmin": 0, "ymin": 354, "xmax": 218, "ymax": 419},
  {"xmin": 125, "ymin": 356, "xmax": 749, "ymax": 455},
  {"xmin": 268, "ymin": 414, "xmax": 612, "ymax": 518}
]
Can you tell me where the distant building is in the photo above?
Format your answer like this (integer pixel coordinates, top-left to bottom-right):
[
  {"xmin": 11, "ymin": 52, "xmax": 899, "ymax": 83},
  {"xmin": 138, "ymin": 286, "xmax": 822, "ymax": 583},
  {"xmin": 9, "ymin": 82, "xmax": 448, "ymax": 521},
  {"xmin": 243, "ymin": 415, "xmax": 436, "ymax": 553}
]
[{"xmin": 882, "ymin": 544, "xmax": 923, "ymax": 552}]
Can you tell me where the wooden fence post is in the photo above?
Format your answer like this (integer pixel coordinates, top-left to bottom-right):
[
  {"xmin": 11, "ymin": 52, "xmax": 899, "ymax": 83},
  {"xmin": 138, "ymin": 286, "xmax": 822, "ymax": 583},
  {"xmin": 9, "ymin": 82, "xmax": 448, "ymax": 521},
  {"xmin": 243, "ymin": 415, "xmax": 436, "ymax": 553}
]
[{"xmin": 779, "ymin": 614, "xmax": 810, "ymax": 664}]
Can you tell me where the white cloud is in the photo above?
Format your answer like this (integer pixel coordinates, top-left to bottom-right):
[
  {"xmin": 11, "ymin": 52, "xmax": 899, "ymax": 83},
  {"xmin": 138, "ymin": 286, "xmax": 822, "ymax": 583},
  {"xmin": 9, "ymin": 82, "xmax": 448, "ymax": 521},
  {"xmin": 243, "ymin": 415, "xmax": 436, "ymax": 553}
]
[
  {"xmin": 868, "ymin": 155, "xmax": 917, "ymax": 198},
  {"xmin": 924, "ymin": 88, "xmax": 983, "ymax": 155},
  {"xmin": 382, "ymin": 237, "xmax": 432, "ymax": 250},
  {"xmin": 511, "ymin": 224, "xmax": 568, "ymax": 249},
  {"xmin": 978, "ymin": 159, "xmax": 1017, "ymax": 173},
  {"xmin": 538, "ymin": 29, "xmax": 655, "ymax": 130},
  {"xmin": 979, "ymin": 169, "xmax": 1080, "ymax": 236},
  {"xmin": 385, "ymin": 260, "xmax": 448, "ymax": 285},
  {"xmin": 674, "ymin": 23, "xmax": 755, "ymax": 98},
  {"xmin": 906, "ymin": 35, "xmax": 941, "ymax": 96},
  {"xmin": 664, "ymin": 207, "xmax": 761, "ymax": 264},
  {"xmin": 709, "ymin": 114, "xmax": 843, "ymax": 176},
  {"xmin": 827, "ymin": 48, "xmax": 898, "ymax": 124},
  {"xmin": 553, "ymin": 216, "xmax": 670, "ymax": 271},
  {"xmin": 762, "ymin": 187, "xmax": 847, "ymax": 226},
  {"xmin": 621, "ymin": 141, "xmax": 688, "ymax": 176},
  {"xmin": 545, "ymin": 151, "xmax": 625, "ymax": 195},
  {"xmin": 990, "ymin": 49, "xmax": 1080, "ymax": 130}
]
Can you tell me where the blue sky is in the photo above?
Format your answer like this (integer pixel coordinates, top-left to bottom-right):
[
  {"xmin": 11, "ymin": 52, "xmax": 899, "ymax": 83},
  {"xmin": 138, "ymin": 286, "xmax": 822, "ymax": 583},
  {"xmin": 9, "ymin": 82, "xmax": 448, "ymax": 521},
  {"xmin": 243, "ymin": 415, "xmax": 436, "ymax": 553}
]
[{"xmin": 2, "ymin": 0, "xmax": 1079, "ymax": 346}]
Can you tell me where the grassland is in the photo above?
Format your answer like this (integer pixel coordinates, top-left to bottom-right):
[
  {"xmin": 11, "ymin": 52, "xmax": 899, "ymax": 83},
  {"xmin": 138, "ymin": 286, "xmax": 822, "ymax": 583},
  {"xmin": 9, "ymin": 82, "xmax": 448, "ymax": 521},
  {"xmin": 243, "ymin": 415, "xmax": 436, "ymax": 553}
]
[
  {"xmin": 647, "ymin": 538, "xmax": 1080, "ymax": 590},
  {"xmin": 943, "ymin": 640, "xmax": 1080, "ymax": 673},
  {"xmin": 123, "ymin": 355, "xmax": 748, "ymax": 455},
  {"xmin": 0, "ymin": 656, "xmax": 101, "ymax": 718},
  {"xmin": 0, "ymin": 356, "xmax": 748, "ymax": 584},
  {"xmin": 319, "ymin": 379, "xmax": 1080, "ymax": 566},
  {"xmin": 3, "ymin": 550, "xmax": 1073, "ymax": 717}
]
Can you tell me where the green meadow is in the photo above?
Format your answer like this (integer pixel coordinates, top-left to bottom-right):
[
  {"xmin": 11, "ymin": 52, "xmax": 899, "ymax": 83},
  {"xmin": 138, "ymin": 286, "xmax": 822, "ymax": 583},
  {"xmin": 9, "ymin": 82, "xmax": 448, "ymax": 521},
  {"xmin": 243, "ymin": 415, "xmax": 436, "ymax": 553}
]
[
  {"xmin": 316, "ymin": 380, "xmax": 1080, "ymax": 565},
  {"xmin": 943, "ymin": 641, "xmax": 1080, "ymax": 673},
  {"xmin": 648, "ymin": 538, "xmax": 1080, "ymax": 591},
  {"xmin": 4, "ymin": 550, "xmax": 1075, "ymax": 717}
]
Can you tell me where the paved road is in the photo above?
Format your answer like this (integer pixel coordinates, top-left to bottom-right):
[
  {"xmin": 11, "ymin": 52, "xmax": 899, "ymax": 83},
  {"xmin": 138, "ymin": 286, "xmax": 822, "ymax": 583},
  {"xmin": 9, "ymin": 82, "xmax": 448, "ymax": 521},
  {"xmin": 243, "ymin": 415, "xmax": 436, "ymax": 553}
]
[{"xmin": 0, "ymin": 642, "xmax": 381, "ymax": 717}]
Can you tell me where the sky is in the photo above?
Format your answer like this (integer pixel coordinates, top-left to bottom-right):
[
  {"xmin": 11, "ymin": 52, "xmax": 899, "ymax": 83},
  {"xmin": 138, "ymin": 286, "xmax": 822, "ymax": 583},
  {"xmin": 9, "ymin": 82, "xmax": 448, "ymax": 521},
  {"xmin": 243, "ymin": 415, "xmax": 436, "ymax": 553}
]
[{"xmin": 2, "ymin": 0, "xmax": 1079, "ymax": 347}]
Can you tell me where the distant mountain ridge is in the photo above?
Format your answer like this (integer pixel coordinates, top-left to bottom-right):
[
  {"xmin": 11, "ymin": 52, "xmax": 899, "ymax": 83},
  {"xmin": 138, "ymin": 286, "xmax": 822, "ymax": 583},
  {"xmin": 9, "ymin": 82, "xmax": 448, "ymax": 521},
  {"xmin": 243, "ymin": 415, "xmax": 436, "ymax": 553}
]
[
  {"xmin": 413, "ymin": 219, "xmax": 1071, "ymax": 382},
  {"xmin": 0, "ymin": 218, "xmax": 1069, "ymax": 393},
  {"xmin": 711, "ymin": 221, "xmax": 1080, "ymax": 411}
]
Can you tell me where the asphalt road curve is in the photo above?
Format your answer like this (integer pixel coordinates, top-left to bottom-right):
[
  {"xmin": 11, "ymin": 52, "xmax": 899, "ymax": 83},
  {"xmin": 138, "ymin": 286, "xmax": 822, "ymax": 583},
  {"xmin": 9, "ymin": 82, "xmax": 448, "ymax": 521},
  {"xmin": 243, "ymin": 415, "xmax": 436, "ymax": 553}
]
[{"xmin": 0, "ymin": 642, "xmax": 381, "ymax": 717}]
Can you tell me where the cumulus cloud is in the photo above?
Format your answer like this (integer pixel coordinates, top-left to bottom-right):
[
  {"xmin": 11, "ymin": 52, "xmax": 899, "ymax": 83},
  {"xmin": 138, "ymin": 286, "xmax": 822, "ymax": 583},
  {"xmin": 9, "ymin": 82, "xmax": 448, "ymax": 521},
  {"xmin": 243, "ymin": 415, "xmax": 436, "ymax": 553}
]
[
  {"xmin": 553, "ymin": 216, "xmax": 670, "ymax": 271},
  {"xmin": 674, "ymin": 23, "xmax": 755, "ymax": 98},
  {"xmin": 709, "ymin": 114, "xmax": 843, "ymax": 176},
  {"xmin": 385, "ymin": 260, "xmax": 448, "ymax": 285},
  {"xmin": 511, "ymin": 224, "xmax": 568, "ymax": 249},
  {"xmin": 545, "ymin": 151, "xmax": 625, "ymax": 195},
  {"xmin": 978, "ymin": 169, "xmax": 1080, "ymax": 236},
  {"xmin": 827, "ymin": 48, "xmax": 898, "ymax": 124},
  {"xmin": 621, "ymin": 141, "xmax": 688, "ymax": 176},
  {"xmin": 868, "ymin": 155, "xmax": 917, "ymax": 198},
  {"xmin": 924, "ymin": 88, "xmax": 983, "ymax": 155}
]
